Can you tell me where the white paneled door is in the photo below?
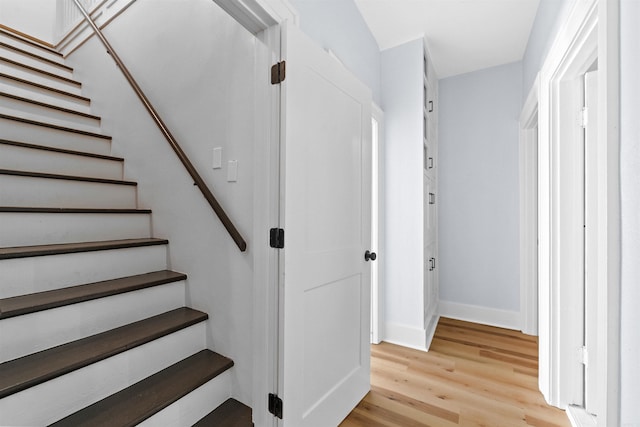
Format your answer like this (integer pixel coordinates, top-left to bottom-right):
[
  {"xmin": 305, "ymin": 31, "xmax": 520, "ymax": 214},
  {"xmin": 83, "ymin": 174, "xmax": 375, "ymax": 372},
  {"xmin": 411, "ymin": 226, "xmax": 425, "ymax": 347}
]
[{"xmin": 278, "ymin": 22, "xmax": 372, "ymax": 427}]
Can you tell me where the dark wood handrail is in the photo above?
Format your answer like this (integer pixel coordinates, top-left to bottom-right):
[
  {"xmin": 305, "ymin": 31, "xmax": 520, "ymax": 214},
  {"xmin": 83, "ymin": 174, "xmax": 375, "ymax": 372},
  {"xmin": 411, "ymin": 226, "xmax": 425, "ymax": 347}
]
[{"xmin": 72, "ymin": 0, "xmax": 247, "ymax": 252}]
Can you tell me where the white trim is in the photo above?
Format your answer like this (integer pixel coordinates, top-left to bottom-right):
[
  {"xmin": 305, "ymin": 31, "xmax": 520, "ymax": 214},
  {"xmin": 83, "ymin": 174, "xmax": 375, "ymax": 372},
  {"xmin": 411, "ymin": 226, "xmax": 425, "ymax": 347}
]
[
  {"xmin": 595, "ymin": 1, "xmax": 620, "ymax": 425},
  {"xmin": 252, "ymin": 24, "xmax": 281, "ymax": 427},
  {"xmin": 537, "ymin": 0, "xmax": 620, "ymax": 424},
  {"xmin": 424, "ymin": 314, "xmax": 439, "ymax": 350},
  {"xmin": 567, "ymin": 405, "xmax": 597, "ymax": 427},
  {"xmin": 438, "ymin": 300, "xmax": 520, "ymax": 331},
  {"xmin": 243, "ymin": 4, "xmax": 296, "ymax": 427},
  {"xmin": 382, "ymin": 322, "xmax": 429, "ymax": 352},
  {"xmin": 519, "ymin": 74, "xmax": 539, "ymax": 336},
  {"xmin": 537, "ymin": 1, "xmax": 600, "ymax": 406},
  {"xmin": 214, "ymin": 0, "xmax": 297, "ymax": 35}
]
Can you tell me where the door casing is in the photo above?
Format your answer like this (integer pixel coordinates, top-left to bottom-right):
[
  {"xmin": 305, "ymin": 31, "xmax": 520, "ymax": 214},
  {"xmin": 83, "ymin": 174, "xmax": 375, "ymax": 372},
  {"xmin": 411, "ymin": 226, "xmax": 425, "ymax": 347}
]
[{"xmin": 536, "ymin": 0, "xmax": 620, "ymax": 425}]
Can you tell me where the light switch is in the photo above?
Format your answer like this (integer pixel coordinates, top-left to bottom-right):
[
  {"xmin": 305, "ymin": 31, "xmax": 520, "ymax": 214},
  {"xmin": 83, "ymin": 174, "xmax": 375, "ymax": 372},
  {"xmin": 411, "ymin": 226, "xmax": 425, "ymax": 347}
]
[
  {"xmin": 227, "ymin": 160, "xmax": 238, "ymax": 182},
  {"xmin": 212, "ymin": 147, "xmax": 222, "ymax": 169}
]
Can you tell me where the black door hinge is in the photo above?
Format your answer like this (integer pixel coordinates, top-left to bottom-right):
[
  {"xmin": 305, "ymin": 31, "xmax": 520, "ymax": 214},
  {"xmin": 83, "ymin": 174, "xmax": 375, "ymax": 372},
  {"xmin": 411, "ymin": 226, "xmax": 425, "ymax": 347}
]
[
  {"xmin": 271, "ymin": 61, "xmax": 286, "ymax": 84},
  {"xmin": 268, "ymin": 393, "xmax": 283, "ymax": 419},
  {"xmin": 270, "ymin": 228, "xmax": 284, "ymax": 249}
]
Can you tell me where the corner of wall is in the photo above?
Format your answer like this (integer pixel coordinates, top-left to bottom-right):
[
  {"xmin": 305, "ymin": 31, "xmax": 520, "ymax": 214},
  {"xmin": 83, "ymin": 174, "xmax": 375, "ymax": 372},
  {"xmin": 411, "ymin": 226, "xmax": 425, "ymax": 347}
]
[{"xmin": 438, "ymin": 300, "xmax": 521, "ymax": 331}]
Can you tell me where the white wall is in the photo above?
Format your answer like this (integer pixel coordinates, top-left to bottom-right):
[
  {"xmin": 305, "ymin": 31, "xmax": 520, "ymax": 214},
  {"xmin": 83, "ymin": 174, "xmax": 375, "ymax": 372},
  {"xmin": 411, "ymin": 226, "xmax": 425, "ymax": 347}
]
[
  {"xmin": 522, "ymin": 0, "xmax": 573, "ymax": 101},
  {"xmin": 381, "ymin": 38, "xmax": 425, "ymax": 336},
  {"xmin": 288, "ymin": 0, "xmax": 381, "ymax": 105},
  {"xmin": 620, "ymin": 0, "xmax": 640, "ymax": 423},
  {"xmin": 0, "ymin": 0, "xmax": 56, "ymax": 43},
  {"xmin": 438, "ymin": 62, "xmax": 522, "ymax": 325},
  {"xmin": 66, "ymin": 0, "xmax": 260, "ymax": 405}
]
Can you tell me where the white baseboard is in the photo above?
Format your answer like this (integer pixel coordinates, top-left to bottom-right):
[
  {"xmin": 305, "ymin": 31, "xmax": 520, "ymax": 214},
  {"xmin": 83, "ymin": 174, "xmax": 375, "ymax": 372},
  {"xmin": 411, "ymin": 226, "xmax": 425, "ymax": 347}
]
[
  {"xmin": 382, "ymin": 322, "xmax": 428, "ymax": 352},
  {"xmin": 566, "ymin": 405, "xmax": 597, "ymax": 427},
  {"xmin": 438, "ymin": 300, "xmax": 520, "ymax": 330},
  {"xmin": 424, "ymin": 314, "xmax": 440, "ymax": 349}
]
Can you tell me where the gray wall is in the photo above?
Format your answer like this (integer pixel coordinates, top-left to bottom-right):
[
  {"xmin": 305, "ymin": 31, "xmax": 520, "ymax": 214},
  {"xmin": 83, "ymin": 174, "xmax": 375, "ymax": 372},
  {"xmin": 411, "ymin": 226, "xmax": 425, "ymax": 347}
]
[
  {"xmin": 620, "ymin": 0, "xmax": 640, "ymax": 423},
  {"xmin": 522, "ymin": 0, "xmax": 573, "ymax": 100},
  {"xmin": 0, "ymin": 0, "xmax": 56, "ymax": 42},
  {"xmin": 438, "ymin": 61, "xmax": 522, "ymax": 313},
  {"xmin": 289, "ymin": 0, "xmax": 381, "ymax": 105}
]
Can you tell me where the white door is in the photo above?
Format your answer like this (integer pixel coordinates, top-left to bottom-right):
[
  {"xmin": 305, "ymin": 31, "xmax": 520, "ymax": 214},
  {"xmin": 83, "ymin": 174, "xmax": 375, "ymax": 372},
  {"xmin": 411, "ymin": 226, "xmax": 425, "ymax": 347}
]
[
  {"xmin": 583, "ymin": 70, "xmax": 598, "ymax": 415},
  {"xmin": 278, "ymin": 22, "xmax": 373, "ymax": 426}
]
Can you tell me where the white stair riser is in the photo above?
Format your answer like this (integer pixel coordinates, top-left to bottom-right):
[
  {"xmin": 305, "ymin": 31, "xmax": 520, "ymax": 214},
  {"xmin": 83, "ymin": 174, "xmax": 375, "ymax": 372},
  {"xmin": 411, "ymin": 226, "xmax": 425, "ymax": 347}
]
[
  {"xmin": 0, "ymin": 174, "xmax": 137, "ymax": 209},
  {"xmin": 0, "ymin": 76, "xmax": 90, "ymax": 112},
  {"xmin": 0, "ymin": 245, "xmax": 167, "ymax": 299},
  {"xmin": 0, "ymin": 322, "xmax": 207, "ymax": 426},
  {"xmin": 0, "ymin": 212, "xmax": 150, "ymax": 247},
  {"xmin": 0, "ymin": 144, "xmax": 123, "ymax": 180},
  {"xmin": 0, "ymin": 117, "xmax": 111, "ymax": 155},
  {"xmin": 0, "ymin": 281, "xmax": 186, "ymax": 363},
  {"xmin": 0, "ymin": 34, "xmax": 64, "ymax": 64},
  {"xmin": 0, "ymin": 104, "xmax": 101, "ymax": 134},
  {"xmin": 139, "ymin": 371, "xmax": 232, "ymax": 427},
  {"xmin": 0, "ymin": 62, "xmax": 82, "ymax": 95},
  {"xmin": 0, "ymin": 46, "xmax": 74, "ymax": 79},
  {"xmin": 0, "ymin": 95, "xmax": 100, "ymax": 128}
]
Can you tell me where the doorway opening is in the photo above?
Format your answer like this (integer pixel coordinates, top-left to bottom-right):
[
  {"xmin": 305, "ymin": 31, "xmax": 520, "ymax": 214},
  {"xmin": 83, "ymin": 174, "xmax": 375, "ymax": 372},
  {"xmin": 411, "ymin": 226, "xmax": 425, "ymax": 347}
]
[{"xmin": 536, "ymin": 0, "xmax": 620, "ymax": 423}]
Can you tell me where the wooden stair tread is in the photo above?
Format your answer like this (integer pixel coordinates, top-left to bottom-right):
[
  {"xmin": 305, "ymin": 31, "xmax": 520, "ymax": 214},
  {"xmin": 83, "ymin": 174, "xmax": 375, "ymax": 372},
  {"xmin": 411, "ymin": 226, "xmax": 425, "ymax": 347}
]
[
  {"xmin": 0, "ymin": 270, "xmax": 186, "ymax": 320},
  {"xmin": 0, "ymin": 91, "xmax": 100, "ymax": 120},
  {"xmin": 193, "ymin": 398, "xmax": 253, "ymax": 427},
  {"xmin": 0, "ymin": 114, "xmax": 110, "ymax": 139},
  {"xmin": 0, "ymin": 56, "xmax": 80, "ymax": 86},
  {"xmin": 0, "ymin": 307, "xmax": 208, "ymax": 398},
  {"xmin": 0, "ymin": 168, "xmax": 136, "ymax": 186},
  {"xmin": 50, "ymin": 350, "xmax": 233, "ymax": 427},
  {"xmin": 0, "ymin": 27, "xmax": 62, "ymax": 57},
  {"xmin": 0, "ymin": 207, "xmax": 149, "ymax": 213},
  {"xmin": 0, "ymin": 41, "xmax": 72, "ymax": 72},
  {"xmin": 0, "ymin": 238, "xmax": 168, "ymax": 260},
  {"xmin": 0, "ymin": 139, "xmax": 122, "ymax": 161},
  {"xmin": 0, "ymin": 72, "xmax": 90, "ymax": 103}
]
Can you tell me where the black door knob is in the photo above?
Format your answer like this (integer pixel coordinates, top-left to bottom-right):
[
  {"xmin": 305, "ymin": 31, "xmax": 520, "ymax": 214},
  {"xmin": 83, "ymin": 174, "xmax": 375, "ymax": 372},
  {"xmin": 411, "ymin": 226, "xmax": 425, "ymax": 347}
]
[{"xmin": 364, "ymin": 250, "xmax": 377, "ymax": 261}]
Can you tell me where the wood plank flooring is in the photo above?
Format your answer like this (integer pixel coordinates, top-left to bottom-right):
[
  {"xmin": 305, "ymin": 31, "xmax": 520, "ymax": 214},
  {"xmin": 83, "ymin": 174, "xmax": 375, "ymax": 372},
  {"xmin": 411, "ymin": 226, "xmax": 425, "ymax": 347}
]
[{"xmin": 341, "ymin": 317, "xmax": 571, "ymax": 427}]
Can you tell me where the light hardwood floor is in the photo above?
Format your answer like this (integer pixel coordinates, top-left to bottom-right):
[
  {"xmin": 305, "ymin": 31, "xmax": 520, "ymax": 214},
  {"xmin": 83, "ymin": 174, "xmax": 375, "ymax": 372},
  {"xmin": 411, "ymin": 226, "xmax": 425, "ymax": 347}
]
[{"xmin": 341, "ymin": 317, "xmax": 571, "ymax": 427}]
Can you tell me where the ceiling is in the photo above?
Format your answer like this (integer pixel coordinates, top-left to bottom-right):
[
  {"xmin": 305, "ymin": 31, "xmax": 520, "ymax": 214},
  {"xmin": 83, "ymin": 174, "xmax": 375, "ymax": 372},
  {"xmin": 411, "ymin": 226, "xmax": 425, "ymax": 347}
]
[{"xmin": 354, "ymin": 0, "xmax": 540, "ymax": 79}]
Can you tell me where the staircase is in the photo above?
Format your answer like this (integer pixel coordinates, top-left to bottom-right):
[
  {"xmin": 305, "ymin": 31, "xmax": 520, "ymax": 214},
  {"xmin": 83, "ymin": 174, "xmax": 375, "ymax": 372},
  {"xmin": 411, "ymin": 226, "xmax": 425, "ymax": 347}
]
[{"xmin": 0, "ymin": 28, "xmax": 252, "ymax": 426}]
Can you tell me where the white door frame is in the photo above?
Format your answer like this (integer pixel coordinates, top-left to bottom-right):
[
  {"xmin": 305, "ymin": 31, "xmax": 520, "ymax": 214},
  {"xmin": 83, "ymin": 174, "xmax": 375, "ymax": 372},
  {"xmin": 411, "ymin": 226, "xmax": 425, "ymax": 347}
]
[
  {"xmin": 519, "ymin": 74, "xmax": 539, "ymax": 337},
  {"xmin": 223, "ymin": 1, "xmax": 374, "ymax": 425},
  {"xmin": 252, "ymin": 23, "xmax": 284, "ymax": 427},
  {"xmin": 371, "ymin": 103, "xmax": 385, "ymax": 345},
  {"xmin": 215, "ymin": 1, "xmax": 296, "ymax": 425},
  {"xmin": 537, "ymin": 0, "xmax": 620, "ymax": 425}
]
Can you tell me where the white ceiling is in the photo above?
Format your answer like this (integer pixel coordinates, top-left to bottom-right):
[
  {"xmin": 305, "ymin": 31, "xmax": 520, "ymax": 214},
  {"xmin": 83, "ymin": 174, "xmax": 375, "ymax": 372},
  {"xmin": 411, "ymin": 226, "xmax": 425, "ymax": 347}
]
[{"xmin": 354, "ymin": 0, "xmax": 540, "ymax": 79}]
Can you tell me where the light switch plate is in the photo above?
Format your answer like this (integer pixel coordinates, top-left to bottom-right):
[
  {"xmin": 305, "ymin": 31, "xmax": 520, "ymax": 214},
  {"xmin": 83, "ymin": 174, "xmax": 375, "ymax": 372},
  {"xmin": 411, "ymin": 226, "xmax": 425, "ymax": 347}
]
[
  {"xmin": 212, "ymin": 147, "xmax": 222, "ymax": 169},
  {"xmin": 227, "ymin": 160, "xmax": 238, "ymax": 182}
]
